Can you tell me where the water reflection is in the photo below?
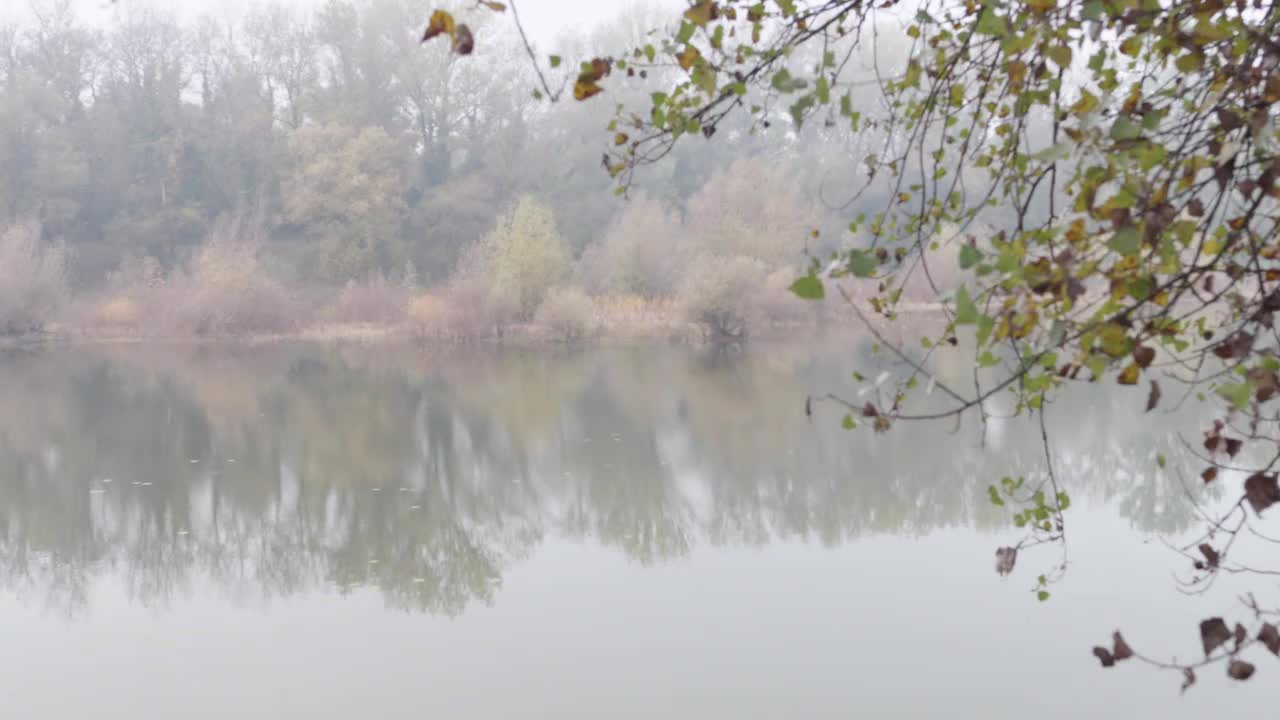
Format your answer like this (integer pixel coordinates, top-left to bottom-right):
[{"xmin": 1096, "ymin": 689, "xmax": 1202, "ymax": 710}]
[{"xmin": 0, "ymin": 343, "xmax": 1210, "ymax": 617}]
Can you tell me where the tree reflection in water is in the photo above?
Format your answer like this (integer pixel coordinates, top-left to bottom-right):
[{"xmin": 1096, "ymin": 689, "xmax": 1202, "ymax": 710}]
[{"xmin": 0, "ymin": 342, "xmax": 1214, "ymax": 617}]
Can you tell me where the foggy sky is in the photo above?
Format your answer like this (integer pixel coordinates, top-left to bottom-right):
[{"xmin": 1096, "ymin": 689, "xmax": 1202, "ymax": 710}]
[{"xmin": 0, "ymin": 0, "xmax": 659, "ymax": 45}]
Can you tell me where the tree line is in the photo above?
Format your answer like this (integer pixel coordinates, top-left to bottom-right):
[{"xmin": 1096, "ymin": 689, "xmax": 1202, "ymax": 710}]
[{"xmin": 0, "ymin": 0, "xmax": 907, "ymax": 339}]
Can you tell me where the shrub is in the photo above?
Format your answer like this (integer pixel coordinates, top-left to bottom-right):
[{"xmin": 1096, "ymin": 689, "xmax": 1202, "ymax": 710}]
[
  {"xmin": 576, "ymin": 196, "xmax": 688, "ymax": 298},
  {"xmin": 686, "ymin": 158, "xmax": 815, "ymax": 267},
  {"xmin": 679, "ymin": 255, "xmax": 768, "ymax": 340},
  {"xmin": 409, "ymin": 281, "xmax": 517, "ymax": 343},
  {"xmin": 535, "ymin": 287, "xmax": 595, "ymax": 343},
  {"xmin": 167, "ymin": 217, "xmax": 299, "ymax": 336},
  {"xmin": 324, "ymin": 274, "xmax": 410, "ymax": 325},
  {"xmin": 0, "ymin": 221, "xmax": 67, "ymax": 335}
]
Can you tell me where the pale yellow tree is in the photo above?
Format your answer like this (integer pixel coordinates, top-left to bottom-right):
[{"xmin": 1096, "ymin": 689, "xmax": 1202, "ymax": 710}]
[{"xmin": 466, "ymin": 196, "xmax": 571, "ymax": 319}]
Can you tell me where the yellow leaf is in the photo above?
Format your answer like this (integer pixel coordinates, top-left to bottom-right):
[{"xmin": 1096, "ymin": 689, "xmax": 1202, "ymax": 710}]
[
  {"xmin": 677, "ymin": 45, "xmax": 701, "ymax": 71},
  {"xmin": 422, "ymin": 9, "xmax": 455, "ymax": 43},
  {"xmin": 1071, "ymin": 89, "xmax": 1098, "ymax": 116},
  {"xmin": 481, "ymin": 1, "xmax": 507, "ymax": 10},
  {"xmin": 1118, "ymin": 363, "xmax": 1140, "ymax": 385},
  {"xmin": 683, "ymin": 0, "xmax": 716, "ymax": 26},
  {"xmin": 614, "ymin": 132, "xmax": 630, "ymax": 146},
  {"xmin": 574, "ymin": 80, "xmax": 604, "ymax": 101},
  {"xmin": 1007, "ymin": 60, "xmax": 1027, "ymax": 91}
]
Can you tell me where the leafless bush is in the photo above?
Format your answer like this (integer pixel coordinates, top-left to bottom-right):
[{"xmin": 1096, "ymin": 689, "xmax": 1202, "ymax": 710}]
[
  {"xmin": 576, "ymin": 195, "xmax": 689, "ymax": 298},
  {"xmin": 686, "ymin": 158, "xmax": 815, "ymax": 267},
  {"xmin": 167, "ymin": 216, "xmax": 299, "ymax": 336},
  {"xmin": 679, "ymin": 255, "xmax": 768, "ymax": 340},
  {"xmin": 535, "ymin": 287, "xmax": 595, "ymax": 343},
  {"xmin": 409, "ymin": 280, "xmax": 517, "ymax": 343},
  {"xmin": 90, "ymin": 216, "xmax": 299, "ymax": 337},
  {"xmin": 0, "ymin": 221, "xmax": 67, "ymax": 335},
  {"xmin": 323, "ymin": 274, "xmax": 410, "ymax": 325}
]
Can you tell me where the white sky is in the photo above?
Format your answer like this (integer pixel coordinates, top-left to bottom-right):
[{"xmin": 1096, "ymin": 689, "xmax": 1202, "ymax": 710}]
[{"xmin": 0, "ymin": 0, "xmax": 654, "ymax": 45}]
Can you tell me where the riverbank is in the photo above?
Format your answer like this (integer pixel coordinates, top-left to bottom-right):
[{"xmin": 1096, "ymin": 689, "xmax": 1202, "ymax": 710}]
[{"xmin": 3, "ymin": 298, "xmax": 948, "ymax": 350}]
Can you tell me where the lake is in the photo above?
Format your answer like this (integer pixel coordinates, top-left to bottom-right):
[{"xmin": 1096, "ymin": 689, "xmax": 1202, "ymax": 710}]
[{"xmin": 0, "ymin": 341, "xmax": 1274, "ymax": 717}]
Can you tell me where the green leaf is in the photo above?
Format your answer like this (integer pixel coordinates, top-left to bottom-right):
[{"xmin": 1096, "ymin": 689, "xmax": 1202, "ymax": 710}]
[
  {"xmin": 959, "ymin": 244, "xmax": 983, "ymax": 269},
  {"xmin": 770, "ymin": 68, "xmax": 806, "ymax": 93},
  {"xmin": 988, "ymin": 485, "xmax": 1006, "ymax": 507},
  {"xmin": 841, "ymin": 414, "xmax": 856, "ymax": 430},
  {"xmin": 1109, "ymin": 227, "xmax": 1140, "ymax": 256},
  {"xmin": 955, "ymin": 286, "xmax": 978, "ymax": 325},
  {"xmin": 549, "ymin": 54, "xmax": 561, "ymax": 68},
  {"xmin": 676, "ymin": 21, "xmax": 695, "ymax": 44},
  {"xmin": 847, "ymin": 249, "xmax": 877, "ymax": 278},
  {"xmin": 789, "ymin": 95, "xmax": 815, "ymax": 127},
  {"xmin": 1081, "ymin": 0, "xmax": 1104, "ymax": 20},
  {"xmin": 1217, "ymin": 382, "xmax": 1253, "ymax": 410},
  {"xmin": 1175, "ymin": 51, "xmax": 1203, "ymax": 73},
  {"xmin": 1110, "ymin": 116, "xmax": 1142, "ymax": 141},
  {"xmin": 815, "ymin": 75, "xmax": 830, "ymax": 104},
  {"xmin": 1046, "ymin": 45, "xmax": 1072, "ymax": 69},
  {"xmin": 1038, "ymin": 590, "xmax": 1050, "ymax": 602},
  {"xmin": 975, "ymin": 7, "xmax": 1006, "ymax": 37},
  {"xmin": 977, "ymin": 313, "xmax": 995, "ymax": 347},
  {"xmin": 789, "ymin": 275, "xmax": 825, "ymax": 300}
]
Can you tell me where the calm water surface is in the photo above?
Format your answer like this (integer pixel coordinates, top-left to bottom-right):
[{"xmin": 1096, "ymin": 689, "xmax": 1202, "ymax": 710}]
[{"xmin": 0, "ymin": 342, "xmax": 1274, "ymax": 717}]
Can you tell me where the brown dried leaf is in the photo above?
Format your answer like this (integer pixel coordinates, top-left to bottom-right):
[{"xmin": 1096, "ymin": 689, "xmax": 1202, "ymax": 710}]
[
  {"xmin": 1132, "ymin": 345, "xmax": 1156, "ymax": 368},
  {"xmin": 1213, "ymin": 331, "xmax": 1254, "ymax": 360},
  {"xmin": 452, "ymin": 23, "xmax": 474, "ymax": 55},
  {"xmin": 1226, "ymin": 437, "xmax": 1243, "ymax": 458},
  {"xmin": 1181, "ymin": 667, "xmax": 1196, "ymax": 693},
  {"xmin": 1198, "ymin": 543, "xmax": 1220, "ymax": 568},
  {"xmin": 1245, "ymin": 473, "xmax": 1280, "ymax": 514},
  {"xmin": 1258, "ymin": 623, "xmax": 1280, "ymax": 655},
  {"xmin": 1228, "ymin": 659, "xmax": 1256, "ymax": 681},
  {"xmin": 1202, "ymin": 467, "xmax": 1218, "ymax": 484},
  {"xmin": 1112, "ymin": 632, "xmax": 1134, "ymax": 661},
  {"xmin": 1201, "ymin": 617, "xmax": 1233, "ymax": 656},
  {"xmin": 1092, "ymin": 646, "xmax": 1116, "ymax": 668},
  {"xmin": 1204, "ymin": 434, "xmax": 1221, "ymax": 454},
  {"xmin": 995, "ymin": 546, "xmax": 1017, "ymax": 576},
  {"xmin": 1147, "ymin": 380, "xmax": 1162, "ymax": 412},
  {"xmin": 861, "ymin": 403, "xmax": 879, "ymax": 418}
]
